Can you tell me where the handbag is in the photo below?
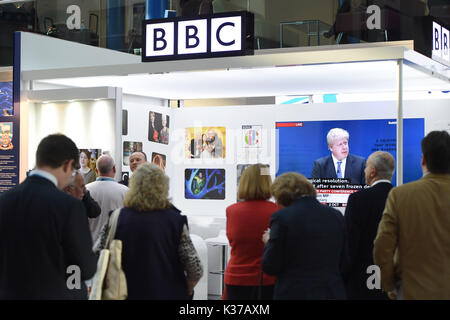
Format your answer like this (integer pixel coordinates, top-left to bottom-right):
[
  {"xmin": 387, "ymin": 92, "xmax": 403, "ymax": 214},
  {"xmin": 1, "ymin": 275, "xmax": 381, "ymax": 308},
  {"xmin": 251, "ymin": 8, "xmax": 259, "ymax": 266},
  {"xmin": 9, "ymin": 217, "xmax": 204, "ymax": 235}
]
[{"xmin": 89, "ymin": 208, "xmax": 128, "ymax": 300}]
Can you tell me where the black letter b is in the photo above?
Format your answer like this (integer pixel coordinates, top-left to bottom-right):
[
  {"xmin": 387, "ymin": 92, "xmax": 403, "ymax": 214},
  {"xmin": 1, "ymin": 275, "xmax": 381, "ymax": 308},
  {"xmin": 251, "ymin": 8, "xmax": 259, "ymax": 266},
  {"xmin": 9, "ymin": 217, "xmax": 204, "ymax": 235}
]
[
  {"xmin": 154, "ymin": 28, "xmax": 167, "ymax": 51},
  {"xmin": 186, "ymin": 26, "xmax": 200, "ymax": 49}
]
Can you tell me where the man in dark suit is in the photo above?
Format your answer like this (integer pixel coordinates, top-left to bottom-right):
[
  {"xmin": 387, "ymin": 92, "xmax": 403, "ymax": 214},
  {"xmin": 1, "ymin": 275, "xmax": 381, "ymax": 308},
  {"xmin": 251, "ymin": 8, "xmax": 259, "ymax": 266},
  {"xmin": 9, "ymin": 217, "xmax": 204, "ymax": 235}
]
[
  {"xmin": 311, "ymin": 128, "xmax": 366, "ymax": 185},
  {"xmin": 0, "ymin": 134, "xmax": 97, "ymax": 299},
  {"xmin": 343, "ymin": 151, "xmax": 395, "ymax": 300}
]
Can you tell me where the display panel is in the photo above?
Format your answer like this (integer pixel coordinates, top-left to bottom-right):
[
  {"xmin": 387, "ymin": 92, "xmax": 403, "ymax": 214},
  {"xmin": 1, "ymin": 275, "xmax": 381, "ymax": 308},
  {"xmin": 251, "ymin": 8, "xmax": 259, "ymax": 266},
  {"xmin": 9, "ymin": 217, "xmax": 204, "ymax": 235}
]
[
  {"xmin": 185, "ymin": 127, "xmax": 226, "ymax": 159},
  {"xmin": 148, "ymin": 111, "xmax": 170, "ymax": 144},
  {"xmin": 185, "ymin": 168, "xmax": 225, "ymax": 199},
  {"xmin": 79, "ymin": 149, "xmax": 102, "ymax": 183},
  {"xmin": 0, "ymin": 82, "xmax": 13, "ymax": 116},
  {"xmin": 276, "ymin": 118, "xmax": 424, "ymax": 186},
  {"xmin": 123, "ymin": 141, "xmax": 143, "ymax": 165},
  {"xmin": 122, "ymin": 110, "xmax": 128, "ymax": 135},
  {"xmin": 151, "ymin": 152, "xmax": 166, "ymax": 172}
]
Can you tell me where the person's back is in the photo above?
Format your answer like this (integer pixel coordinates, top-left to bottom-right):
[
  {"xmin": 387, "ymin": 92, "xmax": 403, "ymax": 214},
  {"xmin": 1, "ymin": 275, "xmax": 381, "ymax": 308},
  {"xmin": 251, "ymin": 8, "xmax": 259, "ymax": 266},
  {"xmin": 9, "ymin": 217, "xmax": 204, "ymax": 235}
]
[
  {"xmin": 382, "ymin": 174, "xmax": 450, "ymax": 299},
  {"xmin": 116, "ymin": 206, "xmax": 189, "ymax": 300},
  {"xmin": 282, "ymin": 197, "xmax": 344, "ymax": 275},
  {"xmin": 0, "ymin": 180, "xmax": 85, "ymax": 298},
  {"xmin": 0, "ymin": 134, "xmax": 97, "ymax": 299},
  {"xmin": 87, "ymin": 179, "xmax": 128, "ymax": 241},
  {"xmin": 375, "ymin": 130, "xmax": 450, "ymax": 300},
  {"xmin": 265, "ymin": 196, "xmax": 346, "ymax": 299}
]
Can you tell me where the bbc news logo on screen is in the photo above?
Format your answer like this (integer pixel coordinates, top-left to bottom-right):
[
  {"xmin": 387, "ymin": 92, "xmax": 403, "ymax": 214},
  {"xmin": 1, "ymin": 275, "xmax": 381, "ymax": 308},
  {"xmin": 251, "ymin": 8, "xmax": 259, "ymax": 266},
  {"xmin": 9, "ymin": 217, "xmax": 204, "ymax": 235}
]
[
  {"xmin": 432, "ymin": 21, "xmax": 450, "ymax": 67},
  {"xmin": 142, "ymin": 11, "xmax": 254, "ymax": 62}
]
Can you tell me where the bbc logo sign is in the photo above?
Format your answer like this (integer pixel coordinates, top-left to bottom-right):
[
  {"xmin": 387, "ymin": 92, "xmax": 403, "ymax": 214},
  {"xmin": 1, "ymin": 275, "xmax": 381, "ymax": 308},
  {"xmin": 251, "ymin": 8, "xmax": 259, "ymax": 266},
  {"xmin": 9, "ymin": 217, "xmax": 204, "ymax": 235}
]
[
  {"xmin": 142, "ymin": 12, "xmax": 254, "ymax": 62},
  {"xmin": 432, "ymin": 21, "xmax": 449, "ymax": 66}
]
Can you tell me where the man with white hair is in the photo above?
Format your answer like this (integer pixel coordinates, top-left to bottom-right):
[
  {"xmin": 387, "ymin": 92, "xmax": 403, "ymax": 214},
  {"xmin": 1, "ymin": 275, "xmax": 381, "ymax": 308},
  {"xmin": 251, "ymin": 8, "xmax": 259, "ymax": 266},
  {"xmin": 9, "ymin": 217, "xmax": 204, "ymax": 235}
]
[
  {"xmin": 311, "ymin": 128, "xmax": 366, "ymax": 185},
  {"xmin": 86, "ymin": 154, "xmax": 128, "ymax": 242},
  {"xmin": 64, "ymin": 170, "xmax": 101, "ymax": 220},
  {"xmin": 343, "ymin": 151, "xmax": 395, "ymax": 300}
]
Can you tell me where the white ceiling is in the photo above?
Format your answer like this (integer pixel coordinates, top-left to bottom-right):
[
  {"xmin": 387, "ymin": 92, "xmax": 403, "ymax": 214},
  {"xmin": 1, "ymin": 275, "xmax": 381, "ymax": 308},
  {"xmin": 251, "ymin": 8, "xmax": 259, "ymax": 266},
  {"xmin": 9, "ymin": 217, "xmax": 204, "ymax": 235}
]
[{"xmin": 37, "ymin": 60, "xmax": 450, "ymax": 100}]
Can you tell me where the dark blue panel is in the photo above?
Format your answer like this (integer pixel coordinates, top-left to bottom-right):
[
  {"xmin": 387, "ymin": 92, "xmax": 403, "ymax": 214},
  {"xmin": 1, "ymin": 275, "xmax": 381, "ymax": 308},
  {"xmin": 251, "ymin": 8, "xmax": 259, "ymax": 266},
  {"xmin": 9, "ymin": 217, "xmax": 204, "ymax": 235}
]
[
  {"xmin": 107, "ymin": 0, "xmax": 126, "ymax": 50},
  {"xmin": 146, "ymin": 0, "xmax": 169, "ymax": 20}
]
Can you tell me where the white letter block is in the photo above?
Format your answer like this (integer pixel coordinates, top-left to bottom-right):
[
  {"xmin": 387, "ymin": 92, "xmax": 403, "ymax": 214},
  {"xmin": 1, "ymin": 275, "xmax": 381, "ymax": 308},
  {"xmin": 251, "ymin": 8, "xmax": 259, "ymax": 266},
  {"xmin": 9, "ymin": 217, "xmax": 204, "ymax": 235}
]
[
  {"xmin": 178, "ymin": 19, "xmax": 208, "ymax": 55},
  {"xmin": 146, "ymin": 22, "xmax": 175, "ymax": 57},
  {"xmin": 211, "ymin": 16, "xmax": 242, "ymax": 53}
]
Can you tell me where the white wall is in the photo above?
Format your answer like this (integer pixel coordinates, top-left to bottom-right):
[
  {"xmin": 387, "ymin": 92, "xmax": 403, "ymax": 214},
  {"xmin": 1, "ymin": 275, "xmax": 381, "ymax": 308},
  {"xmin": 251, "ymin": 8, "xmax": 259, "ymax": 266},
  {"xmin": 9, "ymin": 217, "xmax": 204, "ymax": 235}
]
[
  {"xmin": 171, "ymin": 105, "xmax": 275, "ymax": 218},
  {"xmin": 20, "ymin": 32, "xmax": 139, "ymax": 71},
  {"xmin": 121, "ymin": 94, "xmax": 170, "ymax": 179},
  {"xmin": 26, "ymin": 99, "xmax": 117, "ymax": 171}
]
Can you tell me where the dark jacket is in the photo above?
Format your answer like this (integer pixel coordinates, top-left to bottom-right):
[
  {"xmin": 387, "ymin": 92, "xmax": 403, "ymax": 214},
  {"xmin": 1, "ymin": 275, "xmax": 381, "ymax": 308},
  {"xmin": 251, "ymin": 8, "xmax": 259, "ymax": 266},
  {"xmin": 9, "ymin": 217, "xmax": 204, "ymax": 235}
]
[
  {"xmin": 115, "ymin": 206, "xmax": 189, "ymax": 300},
  {"xmin": 262, "ymin": 196, "xmax": 347, "ymax": 300},
  {"xmin": 343, "ymin": 182, "xmax": 392, "ymax": 300},
  {"xmin": 119, "ymin": 175, "xmax": 129, "ymax": 187},
  {"xmin": 311, "ymin": 153, "xmax": 366, "ymax": 185},
  {"xmin": 82, "ymin": 190, "xmax": 101, "ymax": 219},
  {"xmin": 0, "ymin": 175, "xmax": 97, "ymax": 299}
]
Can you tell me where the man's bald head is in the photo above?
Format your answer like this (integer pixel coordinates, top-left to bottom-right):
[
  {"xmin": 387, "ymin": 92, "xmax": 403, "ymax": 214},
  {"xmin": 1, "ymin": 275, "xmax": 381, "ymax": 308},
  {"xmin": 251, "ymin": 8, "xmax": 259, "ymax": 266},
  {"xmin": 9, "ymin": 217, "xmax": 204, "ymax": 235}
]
[{"xmin": 96, "ymin": 155, "xmax": 116, "ymax": 178}]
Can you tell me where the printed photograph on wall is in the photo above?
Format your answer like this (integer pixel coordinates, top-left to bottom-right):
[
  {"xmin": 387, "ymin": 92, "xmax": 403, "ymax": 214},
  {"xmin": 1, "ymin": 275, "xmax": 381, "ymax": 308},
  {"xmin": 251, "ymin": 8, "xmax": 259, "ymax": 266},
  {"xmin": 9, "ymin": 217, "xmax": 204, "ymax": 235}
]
[
  {"xmin": 148, "ymin": 111, "xmax": 170, "ymax": 144},
  {"xmin": 185, "ymin": 127, "xmax": 226, "ymax": 159},
  {"xmin": 0, "ymin": 122, "xmax": 13, "ymax": 150},
  {"xmin": 79, "ymin": 149, "xmax": 102, "ymax": 184},
  {"xmin": 123, "ymin": 141, "xmax": 143, "ymax": 165},
  {"xmin": 151, "ymin": 152, "xmax": 166, "ymax": 172},
  {"xmin": 0, "ymin": 82, "xmax": 13, "ymax": 116},
  {"xmin": 122, "ymin": 110, "xmax": 128, "ymax": 135},
  {"xmin": 185, "ymin": 168, "xmax": 225, "ymax": 200},
  {"xmin": 242, "ymin": 125, "xmax": 262, "ymax": 148},
  {"xmin": 121, "ymin": 171, "xmax": 129, "ymax": 185}
]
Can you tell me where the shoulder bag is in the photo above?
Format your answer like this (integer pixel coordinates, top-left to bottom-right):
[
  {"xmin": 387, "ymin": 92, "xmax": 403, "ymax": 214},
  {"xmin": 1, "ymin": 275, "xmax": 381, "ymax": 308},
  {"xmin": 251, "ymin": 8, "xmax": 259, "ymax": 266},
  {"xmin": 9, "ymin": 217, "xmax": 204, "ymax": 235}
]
[{"xmin": 89, "ymin": 208, "xmax": 128, "ymax": 300}]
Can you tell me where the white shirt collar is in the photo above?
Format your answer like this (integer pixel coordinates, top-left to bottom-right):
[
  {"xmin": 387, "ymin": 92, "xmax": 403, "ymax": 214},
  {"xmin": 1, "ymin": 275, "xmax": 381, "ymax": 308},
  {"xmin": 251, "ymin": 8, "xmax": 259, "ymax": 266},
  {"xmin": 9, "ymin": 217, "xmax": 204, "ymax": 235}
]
[
  {"xmin": 371, "ymin": 179, "xmax": 392, "ymax": 187},
  {"xmin": 29, "ymin": 169, "xmax": 58, "ymax": 187},
  {"xmin": 331, "ymin": 154, "xmax": 347, "ymax": 177}
]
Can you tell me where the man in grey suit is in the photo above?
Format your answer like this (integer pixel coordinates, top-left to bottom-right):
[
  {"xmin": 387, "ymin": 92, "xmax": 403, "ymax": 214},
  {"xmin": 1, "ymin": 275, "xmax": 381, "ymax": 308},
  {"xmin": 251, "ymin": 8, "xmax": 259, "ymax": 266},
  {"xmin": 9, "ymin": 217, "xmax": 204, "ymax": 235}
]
[{"xmin": 311, "ymin": 128, "xmax": 366, "ymax": 185}]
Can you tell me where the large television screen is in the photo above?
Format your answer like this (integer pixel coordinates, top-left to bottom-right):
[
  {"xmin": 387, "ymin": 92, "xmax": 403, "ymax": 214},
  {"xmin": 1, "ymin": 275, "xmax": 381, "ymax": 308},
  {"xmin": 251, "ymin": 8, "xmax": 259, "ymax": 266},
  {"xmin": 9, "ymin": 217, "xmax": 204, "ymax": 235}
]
[{"xmin": 276, "ymin": 118, "xmax": 424, "ymax": 186}]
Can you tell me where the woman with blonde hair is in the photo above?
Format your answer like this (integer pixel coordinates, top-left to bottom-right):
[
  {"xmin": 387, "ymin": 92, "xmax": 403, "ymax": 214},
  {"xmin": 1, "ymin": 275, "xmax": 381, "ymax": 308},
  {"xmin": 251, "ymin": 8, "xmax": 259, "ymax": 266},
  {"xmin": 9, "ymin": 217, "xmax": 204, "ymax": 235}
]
[
  {"xmin": 262, "ymin": 172, "xmax": 347, "ymax": 300},
  {"xmin": 224, "ymin": 164, "xmax": 278, "ymax": 300},
  {"xmin": 95, "ymin": 163, "xmax": 203, "ymax": 299}
]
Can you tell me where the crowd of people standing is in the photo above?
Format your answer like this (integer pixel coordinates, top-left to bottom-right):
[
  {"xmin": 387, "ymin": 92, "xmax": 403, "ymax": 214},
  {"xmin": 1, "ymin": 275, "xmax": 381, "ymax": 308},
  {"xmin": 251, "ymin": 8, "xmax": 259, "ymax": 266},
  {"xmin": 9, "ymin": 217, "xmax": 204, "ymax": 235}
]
[{"xmin": 0, "ymin": 129, "xmax": 449, "ymax": 300}]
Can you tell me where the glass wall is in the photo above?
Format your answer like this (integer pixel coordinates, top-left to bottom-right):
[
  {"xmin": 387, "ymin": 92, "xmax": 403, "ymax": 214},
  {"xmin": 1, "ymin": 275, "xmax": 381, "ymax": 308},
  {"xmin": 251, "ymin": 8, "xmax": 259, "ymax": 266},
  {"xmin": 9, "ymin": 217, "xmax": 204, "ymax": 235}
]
[{"xmin": 0, "ymin": 0, "xmax": 448, "ymax": 66}]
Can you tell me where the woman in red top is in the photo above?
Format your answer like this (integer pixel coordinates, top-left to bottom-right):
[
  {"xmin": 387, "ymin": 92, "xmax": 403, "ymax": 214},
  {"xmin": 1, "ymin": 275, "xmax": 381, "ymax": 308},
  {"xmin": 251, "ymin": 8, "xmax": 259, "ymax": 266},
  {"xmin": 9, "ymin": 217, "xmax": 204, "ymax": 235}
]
[{"xmin": 224, "ymin": 164, "xmax": 278, "ymax": 300}]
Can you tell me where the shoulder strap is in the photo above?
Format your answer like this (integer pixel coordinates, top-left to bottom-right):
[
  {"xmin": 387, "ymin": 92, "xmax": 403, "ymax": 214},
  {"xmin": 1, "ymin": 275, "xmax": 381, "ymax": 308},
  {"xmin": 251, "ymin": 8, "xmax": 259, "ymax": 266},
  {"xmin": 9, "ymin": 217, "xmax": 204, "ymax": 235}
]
[{"xmin": 105, "ymin": 208, "xmax": 122, "ymax": 248}]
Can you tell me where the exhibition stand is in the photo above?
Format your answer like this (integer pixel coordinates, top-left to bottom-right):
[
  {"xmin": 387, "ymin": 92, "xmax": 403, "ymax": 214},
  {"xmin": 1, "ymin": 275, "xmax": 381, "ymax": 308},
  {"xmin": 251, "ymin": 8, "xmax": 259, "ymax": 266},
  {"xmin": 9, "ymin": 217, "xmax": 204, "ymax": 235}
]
[{"xmin": 10, "ymin": 30, "xmax": 450, "ymax": 298}]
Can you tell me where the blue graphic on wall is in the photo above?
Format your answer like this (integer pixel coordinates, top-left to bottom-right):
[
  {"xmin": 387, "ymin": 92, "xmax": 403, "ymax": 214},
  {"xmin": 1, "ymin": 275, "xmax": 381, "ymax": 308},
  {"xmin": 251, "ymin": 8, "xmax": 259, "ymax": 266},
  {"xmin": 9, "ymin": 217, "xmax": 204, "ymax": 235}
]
[
  {"xmin": 185, "ymin": 168, "xmax": 225, "ymax": 200},
  {"xmin": 276, "ymin": 118, "xmax": 424, "ymax": 186},
  {"xmin": 0, "ymin": 82, "xmax": 13, "ymax": 116}
]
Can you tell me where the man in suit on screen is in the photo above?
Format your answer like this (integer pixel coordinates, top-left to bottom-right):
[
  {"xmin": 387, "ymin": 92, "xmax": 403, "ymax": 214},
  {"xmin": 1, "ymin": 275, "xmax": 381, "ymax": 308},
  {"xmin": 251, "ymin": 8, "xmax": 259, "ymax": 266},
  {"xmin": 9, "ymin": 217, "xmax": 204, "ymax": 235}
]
[{"xmin": 311, "ymin": 128, "xmax": 366, "ymax": 185}]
